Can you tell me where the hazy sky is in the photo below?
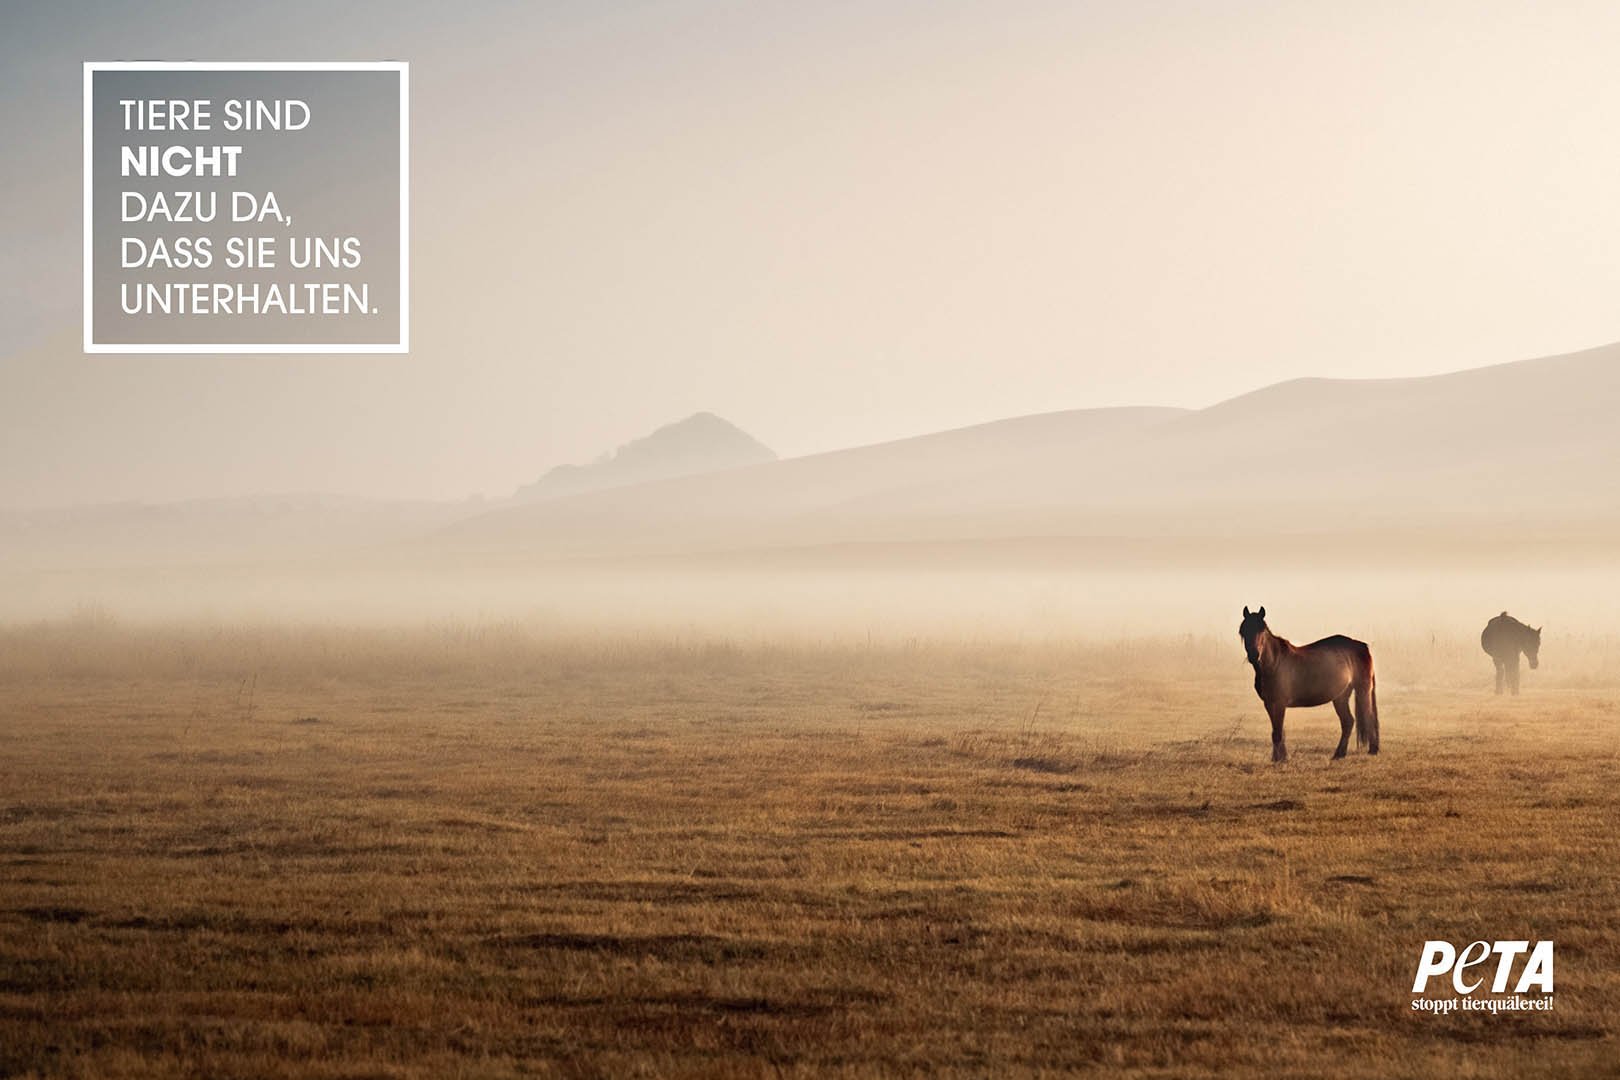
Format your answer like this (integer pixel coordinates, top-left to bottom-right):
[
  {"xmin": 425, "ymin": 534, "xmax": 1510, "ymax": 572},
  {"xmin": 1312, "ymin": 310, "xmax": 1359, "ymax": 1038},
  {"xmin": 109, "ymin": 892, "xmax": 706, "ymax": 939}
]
[{"xmin": 3, "ymin": 0, "xmax": 1620, "ymax": 506}]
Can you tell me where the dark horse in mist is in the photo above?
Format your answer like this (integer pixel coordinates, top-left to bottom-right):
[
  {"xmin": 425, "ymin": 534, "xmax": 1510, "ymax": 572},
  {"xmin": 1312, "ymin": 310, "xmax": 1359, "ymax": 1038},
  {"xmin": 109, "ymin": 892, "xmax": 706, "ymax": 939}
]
[
  {"xmin": 1481, "ymin": 612, "xmax": 1541, "ymax": 695},
  {"xmin": 1238, "ymin": 607, "xmax": 1379, "ymax": 762}
]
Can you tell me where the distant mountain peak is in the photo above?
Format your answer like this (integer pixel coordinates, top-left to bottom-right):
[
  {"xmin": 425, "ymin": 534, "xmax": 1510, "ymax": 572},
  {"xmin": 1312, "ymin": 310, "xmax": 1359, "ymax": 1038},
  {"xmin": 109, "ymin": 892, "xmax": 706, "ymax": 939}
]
[{"xmin": 515, "ymin": 413, "xmax": 776, "ymax": 502}]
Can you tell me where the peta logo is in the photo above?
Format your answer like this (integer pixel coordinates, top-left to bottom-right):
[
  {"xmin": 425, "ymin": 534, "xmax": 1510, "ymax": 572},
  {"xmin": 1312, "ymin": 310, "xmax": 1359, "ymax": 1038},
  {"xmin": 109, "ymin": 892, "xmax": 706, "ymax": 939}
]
[{"xmin": 1410, "ymin": 940, "xmax": 1555, "ymax": 1015}]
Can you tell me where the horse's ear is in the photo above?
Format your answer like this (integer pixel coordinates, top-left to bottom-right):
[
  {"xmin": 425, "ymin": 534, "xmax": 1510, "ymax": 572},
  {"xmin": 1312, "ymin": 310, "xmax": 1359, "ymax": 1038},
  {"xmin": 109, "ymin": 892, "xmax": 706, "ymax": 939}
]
[
  {"xmin": 1257, "ymin": 606, "xmax": 1265, "ymax": 619},
  {"xmin": 1536, "ymin": 626, "xmax": 1543, "ymax": 634},
  {"xmin": 1243, "ymin": 606, "xmax": 1251, "ymax": 618}
]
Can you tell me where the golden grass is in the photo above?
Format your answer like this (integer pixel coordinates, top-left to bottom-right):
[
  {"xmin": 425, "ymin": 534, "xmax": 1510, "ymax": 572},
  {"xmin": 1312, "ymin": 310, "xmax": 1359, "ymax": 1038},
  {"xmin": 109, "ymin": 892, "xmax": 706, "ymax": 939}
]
[{"xmin": 1, "ymin": 622, "xmax": 1617, "ymax": 1077}]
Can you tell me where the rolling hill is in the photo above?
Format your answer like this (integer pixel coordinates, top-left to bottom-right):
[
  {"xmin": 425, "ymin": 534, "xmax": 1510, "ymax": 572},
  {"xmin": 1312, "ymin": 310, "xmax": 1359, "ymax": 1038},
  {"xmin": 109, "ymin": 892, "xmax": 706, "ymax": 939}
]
[
  {"xmin": 5, "ymin": 342, "xmax": 1617, "ymax": 575},
  {"xmin": 513, "ymin": 412, "xmax": 776, "ymax": 502},
  {"xmin": 438, "ymin": 341, "xmax": 1620, "ymax": 560}
]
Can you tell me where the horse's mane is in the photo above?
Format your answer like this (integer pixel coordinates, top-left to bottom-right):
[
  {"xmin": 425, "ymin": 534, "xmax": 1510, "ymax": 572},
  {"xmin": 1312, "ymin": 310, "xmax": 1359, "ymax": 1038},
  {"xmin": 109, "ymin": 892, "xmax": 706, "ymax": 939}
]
[{"xmin": 1247, "ymin": 623, "xmax": 1293, "ymax": 657}]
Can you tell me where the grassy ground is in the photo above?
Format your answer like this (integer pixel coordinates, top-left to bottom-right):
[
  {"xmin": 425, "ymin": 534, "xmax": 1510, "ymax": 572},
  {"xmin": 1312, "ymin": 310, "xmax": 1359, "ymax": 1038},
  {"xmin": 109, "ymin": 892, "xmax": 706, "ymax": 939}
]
[{"xmin": 0, "ymin": 623, "xmax": 1616, "ymax": 1077}]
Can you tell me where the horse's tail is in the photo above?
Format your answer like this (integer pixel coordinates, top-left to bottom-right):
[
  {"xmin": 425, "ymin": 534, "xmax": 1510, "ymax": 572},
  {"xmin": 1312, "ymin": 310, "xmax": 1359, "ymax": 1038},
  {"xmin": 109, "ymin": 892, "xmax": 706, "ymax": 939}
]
[{"xmin": 1354, "ymin": 648, "xmax": 1379, "ymax": 754}]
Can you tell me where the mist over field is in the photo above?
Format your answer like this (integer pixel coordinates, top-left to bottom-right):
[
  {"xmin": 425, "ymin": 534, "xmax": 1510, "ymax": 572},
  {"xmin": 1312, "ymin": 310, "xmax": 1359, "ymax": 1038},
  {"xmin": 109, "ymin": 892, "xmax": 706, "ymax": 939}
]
[{"xmin": 3, "ymin": 342, "xmax": 1617, "ymax": 646}]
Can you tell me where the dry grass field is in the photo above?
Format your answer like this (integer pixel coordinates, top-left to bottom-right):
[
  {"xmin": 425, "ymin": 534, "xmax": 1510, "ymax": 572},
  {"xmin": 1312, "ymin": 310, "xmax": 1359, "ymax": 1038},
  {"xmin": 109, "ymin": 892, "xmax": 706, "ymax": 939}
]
[{"xmin": 1, "ymin": 619, "xmax": 1617, "ymax": 1077}]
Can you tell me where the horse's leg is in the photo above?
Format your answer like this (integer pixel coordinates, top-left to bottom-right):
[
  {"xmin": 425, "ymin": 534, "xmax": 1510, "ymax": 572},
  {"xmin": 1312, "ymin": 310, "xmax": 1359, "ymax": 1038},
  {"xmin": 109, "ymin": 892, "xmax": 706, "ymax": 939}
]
[
  {"xmin": 1331, "ymin": 692, "xmax": 1353, "ymax": 759},
  {"xmin": 1268, "ymin": 703, "xmax": 1287, "ymax": 763},
  {"xmin": 1494, "ymin": 657, "xmax": 1505, "ymax": 695},
  {"xmin": 1509, "ymin": 655, "xmax": 1521, "ymax": 695}
]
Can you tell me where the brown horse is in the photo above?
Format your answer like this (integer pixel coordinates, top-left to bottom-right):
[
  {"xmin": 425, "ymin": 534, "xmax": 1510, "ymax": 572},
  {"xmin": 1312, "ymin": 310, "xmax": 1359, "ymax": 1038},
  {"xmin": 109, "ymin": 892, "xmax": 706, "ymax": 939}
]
[
  {"xmin": 1238, "ymin": 606, "xmax": 1379, "ymax": 762},
  {"xmin": 1481, "ymin": 612, "xmax": 1541, "ymax": 695}
]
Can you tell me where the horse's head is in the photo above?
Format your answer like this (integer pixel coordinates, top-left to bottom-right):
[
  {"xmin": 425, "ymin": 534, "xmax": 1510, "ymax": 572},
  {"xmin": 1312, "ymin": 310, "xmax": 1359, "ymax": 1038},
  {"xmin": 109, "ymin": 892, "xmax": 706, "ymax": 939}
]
[
  {"xmin": 1527, "ymin": 625, "xmax": 1542, "ymax": 669},
  {"xmin": 1239, "ymin": 605, "xmax": 1268, "ymax": 664}
]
